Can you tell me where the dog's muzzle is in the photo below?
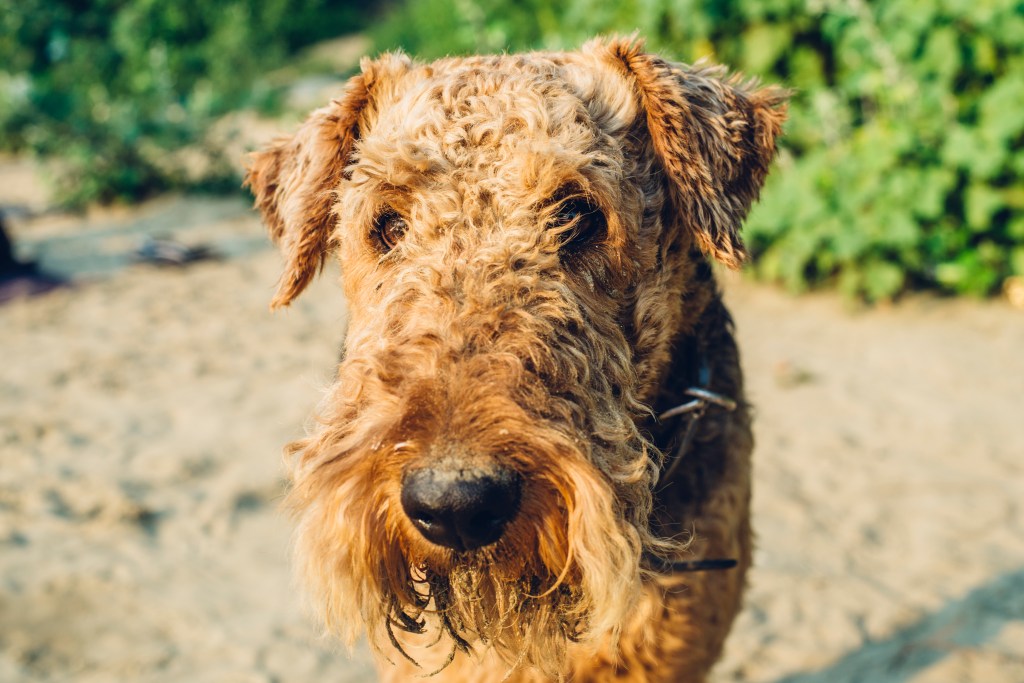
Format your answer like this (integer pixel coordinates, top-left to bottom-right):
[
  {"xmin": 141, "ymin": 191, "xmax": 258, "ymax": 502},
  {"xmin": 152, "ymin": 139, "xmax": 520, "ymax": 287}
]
[{"xmin": 400, "ymin": 463, "xmax": 522, "ymax": 552}]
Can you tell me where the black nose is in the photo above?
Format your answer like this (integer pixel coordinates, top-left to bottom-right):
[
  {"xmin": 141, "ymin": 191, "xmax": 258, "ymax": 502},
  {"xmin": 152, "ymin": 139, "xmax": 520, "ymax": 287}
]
[{"xmin": 400, "ymin": 465, "xmax": 522, "ymax": 552}]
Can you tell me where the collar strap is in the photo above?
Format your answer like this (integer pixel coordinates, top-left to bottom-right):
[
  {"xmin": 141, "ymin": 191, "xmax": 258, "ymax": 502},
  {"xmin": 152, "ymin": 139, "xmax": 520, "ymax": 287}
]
[
  {"xmin": 646, "ymin": 339, "xmax": 740, "ymax": 574},
  {"xmin": 658, "ymin": 387, "xmax": 738, "ymax": 420},
  {"xmin": 642, "ymin": 556, "xmax": 738, "ymax": 573},
  {"xmin": 656, "ymin": 352, "xmax": 738, "ymax": 483}
]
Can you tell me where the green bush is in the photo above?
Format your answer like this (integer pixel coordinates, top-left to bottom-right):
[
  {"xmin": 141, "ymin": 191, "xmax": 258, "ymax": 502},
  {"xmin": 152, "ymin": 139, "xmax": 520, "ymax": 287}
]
[
  {"xmin": 0, "ymin": 0, "xmax": 367, "ymax": 206},
  {"xmin": 373, "ymin": 0, "xmax": 1024, "ymax": 299},
  {"xmin": 7, "ymin": 1, "xmax": 1019, "ymax": 297}
]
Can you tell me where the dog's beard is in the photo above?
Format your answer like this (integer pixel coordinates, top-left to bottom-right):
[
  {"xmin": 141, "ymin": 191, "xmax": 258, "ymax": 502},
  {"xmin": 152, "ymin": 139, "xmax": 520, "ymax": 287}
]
[
  {"xmin": 375, "ymin": 459, "xmax": 650, "ymax": 678},
  {"xmin": 284, "ymin": 361, "xmax": 678, "ymax": 676},
  {"xmin": 382, "ymin": 549, "xmax": 586, "ymax": 676},
  {"xmin": 288, "ymin": 441, "xmax": 663, "ymax": 677}
]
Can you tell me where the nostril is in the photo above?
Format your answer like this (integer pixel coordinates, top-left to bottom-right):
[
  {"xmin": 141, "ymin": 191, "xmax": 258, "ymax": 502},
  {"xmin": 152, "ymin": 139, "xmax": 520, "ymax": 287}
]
[{"xmin": 412, "ymin": 512, "xmax": 435, "ymax": 527}]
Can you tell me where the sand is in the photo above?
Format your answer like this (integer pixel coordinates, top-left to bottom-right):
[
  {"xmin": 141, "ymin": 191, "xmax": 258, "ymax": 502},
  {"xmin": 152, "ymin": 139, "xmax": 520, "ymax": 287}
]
[{"xmin": 1, "ymin": 192, "xmax": 1022, "ymax": 683}]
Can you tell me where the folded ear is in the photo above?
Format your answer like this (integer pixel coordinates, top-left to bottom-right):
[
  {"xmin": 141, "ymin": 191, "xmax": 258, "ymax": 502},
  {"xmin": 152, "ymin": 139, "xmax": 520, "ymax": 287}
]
[
  {"xmin": 588, "ymin": 37, "xmax": 788, "ymax": 267},
  {"xmin": 244, "ymin": 54, "xmax": 410, "ymax": 308}
]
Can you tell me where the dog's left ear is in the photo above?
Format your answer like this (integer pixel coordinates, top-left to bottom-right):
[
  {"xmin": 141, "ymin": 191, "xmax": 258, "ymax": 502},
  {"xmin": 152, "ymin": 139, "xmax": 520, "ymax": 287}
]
[
  {"xmin": 588, "ymin": 38, "xmax": 788, "ymax": 267},
  {"xmin": 245, "ymin": 54, "xmax": 410, "ymax": 308}
]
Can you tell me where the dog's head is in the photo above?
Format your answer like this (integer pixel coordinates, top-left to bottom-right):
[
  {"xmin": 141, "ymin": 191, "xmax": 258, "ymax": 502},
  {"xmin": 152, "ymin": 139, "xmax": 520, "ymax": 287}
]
[{"xmin": 246, "ymin": 37, "xmax": 785, "ymax": 675}]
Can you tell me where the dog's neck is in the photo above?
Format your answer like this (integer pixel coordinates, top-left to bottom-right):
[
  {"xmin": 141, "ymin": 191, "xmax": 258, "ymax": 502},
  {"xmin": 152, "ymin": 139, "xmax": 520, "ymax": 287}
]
[{"xmin": 644, "ymin": 272, "xmax": 744, "ymax": 526}]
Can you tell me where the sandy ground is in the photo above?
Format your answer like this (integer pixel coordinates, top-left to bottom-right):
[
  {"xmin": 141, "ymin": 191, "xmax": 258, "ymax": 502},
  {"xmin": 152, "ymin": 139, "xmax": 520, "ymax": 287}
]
[{"xmin": 1, "ymin": 192, "xmax": 1023, "ymax": 683}]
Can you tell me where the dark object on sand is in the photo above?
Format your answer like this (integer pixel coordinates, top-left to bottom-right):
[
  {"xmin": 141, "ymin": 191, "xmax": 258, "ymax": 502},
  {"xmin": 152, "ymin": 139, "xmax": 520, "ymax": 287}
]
[
  {"xmin": 0, "ymin": 213, "xmax": 65, "ymax": 303},
  {"xmin": 134, "ymin": 236, "xmax": 217, "ymax": 266}
]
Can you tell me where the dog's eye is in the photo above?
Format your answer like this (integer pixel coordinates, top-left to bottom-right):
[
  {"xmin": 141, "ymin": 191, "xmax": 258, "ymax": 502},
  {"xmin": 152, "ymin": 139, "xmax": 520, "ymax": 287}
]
[
  {"xmin": 551, "ymin": 198, "xmax": 605, "ymax": 252},
  {"xmin": 372, "ymin": 208, "xmax": 407, "ymax": 252}
]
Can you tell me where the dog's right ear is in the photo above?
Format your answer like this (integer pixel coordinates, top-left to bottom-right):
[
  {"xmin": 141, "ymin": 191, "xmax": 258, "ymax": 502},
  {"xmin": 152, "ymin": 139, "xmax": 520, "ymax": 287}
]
[{"xmin": 245, "ymin": 54, "xmax": 409, "ymax": 309}]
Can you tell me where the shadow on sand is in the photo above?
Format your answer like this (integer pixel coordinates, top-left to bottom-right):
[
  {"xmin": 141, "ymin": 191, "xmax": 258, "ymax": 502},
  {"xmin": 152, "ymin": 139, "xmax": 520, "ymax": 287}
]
[{"xmin": 775, "ymin": 568, "xmax": 1024, "ymax": 683}]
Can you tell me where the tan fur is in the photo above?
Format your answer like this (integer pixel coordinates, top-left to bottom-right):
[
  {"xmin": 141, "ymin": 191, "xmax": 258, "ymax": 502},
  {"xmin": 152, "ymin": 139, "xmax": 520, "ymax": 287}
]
[{"xmin": 246, "ymin": 36, "xmax": 785, "ymax": 682}]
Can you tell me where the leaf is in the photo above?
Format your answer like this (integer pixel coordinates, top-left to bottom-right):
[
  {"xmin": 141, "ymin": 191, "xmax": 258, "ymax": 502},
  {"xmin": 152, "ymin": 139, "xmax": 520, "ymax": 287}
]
[
  {"xmin": 912, "ymin": 168, "xmax": 955, "ymax": 220},
  {"xmin": 1011, "ymin": 247, "xmax": 1024, "ymax": 276},
  {"xmin": 922, "ymin": 26, "xmax": 961, "ymax": 81},
  {"xmin": 965, "ymin": 183, "xmax": 1005, "ymax": 232},
  {"xmin": 861, "ymin": 258, "xmax": 905, "ymax": 301},
  {"xmin": 978, "ymin": 73, "xmax": 1024, "ymax": 143},
  {"xmin": 741, "ymin": 23, "xmax": 792, "ymax": 73}
]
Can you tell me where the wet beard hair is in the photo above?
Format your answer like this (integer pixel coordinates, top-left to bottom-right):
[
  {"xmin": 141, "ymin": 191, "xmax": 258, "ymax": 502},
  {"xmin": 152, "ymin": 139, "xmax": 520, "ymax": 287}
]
[
  {"xmin": 289, "ymin": 422, "xmax": 659, "ymax": 676},
  {"xmin": 383, "ymin": 553, "xmax": 587, "ymax": 677}
]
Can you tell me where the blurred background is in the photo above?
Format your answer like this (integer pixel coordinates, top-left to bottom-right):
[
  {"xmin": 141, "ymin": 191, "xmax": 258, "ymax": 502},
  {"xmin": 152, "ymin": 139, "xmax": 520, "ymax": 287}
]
[
  {"xmin": 3, "ymin": 0, "xmax": 1023, "ymax": 299},
  {"xmin": 1, "ymin": 2, "xmax": 1022, "ymax": 682}
]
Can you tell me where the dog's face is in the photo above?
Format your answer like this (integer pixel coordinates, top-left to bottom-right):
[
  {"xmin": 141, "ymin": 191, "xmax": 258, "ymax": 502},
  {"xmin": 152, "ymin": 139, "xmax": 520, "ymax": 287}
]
[{"xmin": 247, "ymin": 38, "xmax": 784, "ymax": 674}]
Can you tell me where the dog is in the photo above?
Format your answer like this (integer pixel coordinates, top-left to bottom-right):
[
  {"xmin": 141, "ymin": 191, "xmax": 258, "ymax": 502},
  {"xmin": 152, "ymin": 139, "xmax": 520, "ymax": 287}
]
[{"xmin": 246, "ymin": 36, "xmax": 786, "ymax": 682}]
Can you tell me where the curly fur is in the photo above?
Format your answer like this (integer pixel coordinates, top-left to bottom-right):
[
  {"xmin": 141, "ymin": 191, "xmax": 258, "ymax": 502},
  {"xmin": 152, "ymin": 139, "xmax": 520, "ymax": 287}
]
[{"xmin": 246, "ymin": 36, "xmax": 786, "ymax": 682}]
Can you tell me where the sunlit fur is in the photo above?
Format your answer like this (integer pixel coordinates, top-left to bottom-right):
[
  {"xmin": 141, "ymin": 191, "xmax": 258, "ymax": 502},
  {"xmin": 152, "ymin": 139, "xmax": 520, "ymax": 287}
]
[{"xmin": 246, "ymin": 37, "xmax": 786, "ymax": 681}]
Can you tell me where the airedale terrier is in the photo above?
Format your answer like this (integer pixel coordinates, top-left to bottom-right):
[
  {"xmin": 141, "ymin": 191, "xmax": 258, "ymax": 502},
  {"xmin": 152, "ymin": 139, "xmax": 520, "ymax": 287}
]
[{"xmin": 246, "ymin": 37, "xmax": 786, "ymax": 682}]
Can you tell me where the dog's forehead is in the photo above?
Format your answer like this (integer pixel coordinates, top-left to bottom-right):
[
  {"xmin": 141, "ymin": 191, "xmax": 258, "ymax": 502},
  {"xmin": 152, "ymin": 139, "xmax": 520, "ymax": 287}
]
[
  {"xmin": 405, "ymin": 57, "xmax": 578, "ymax": 114},
  {"xmin": 366, "ymin": 56, "xmax": 633, "ymax": 159},
  {"xmin": 348, "ymin": 53, "xmax": 640, "ymax": 207}
]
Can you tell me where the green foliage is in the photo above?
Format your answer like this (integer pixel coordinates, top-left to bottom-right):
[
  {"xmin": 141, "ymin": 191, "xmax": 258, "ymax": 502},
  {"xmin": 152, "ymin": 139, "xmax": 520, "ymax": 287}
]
[
  {"xmin": 0, "ymin": 0, "xmax": 367, "ymax": 206},
  {"xmin": 373, "ymin": 0, "xmax": 1024, "ymax": 299},
  {"xmin": 7, "ymin": 1, "xmax": 1019, "ymax": 298}
]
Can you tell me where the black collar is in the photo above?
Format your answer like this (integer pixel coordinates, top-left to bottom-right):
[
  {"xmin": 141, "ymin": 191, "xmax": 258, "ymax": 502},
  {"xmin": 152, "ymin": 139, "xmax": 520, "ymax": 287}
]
[
  {"xmin": 655, "ymin": 352, "xmax": 737, "ymax": 484},
  {"xmin": 641, "ymin": 303, "xmax": 740, "ymax": 574}
]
